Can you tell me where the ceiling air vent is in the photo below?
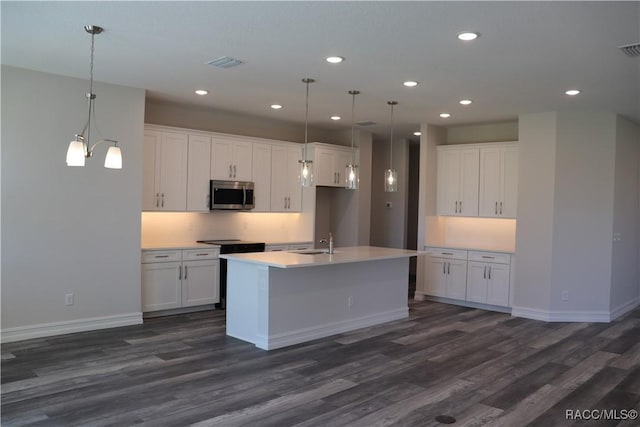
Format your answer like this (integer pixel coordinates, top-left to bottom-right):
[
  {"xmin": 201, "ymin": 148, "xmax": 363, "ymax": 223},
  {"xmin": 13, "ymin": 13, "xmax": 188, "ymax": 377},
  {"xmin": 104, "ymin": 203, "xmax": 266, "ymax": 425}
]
[
  {"xmin": 356, "ymin": 121, "xmax": 376, "ymax": 126},
  {"xmin": 619, "ymin": 43, "xmax": 640, "ymax": 58},
  {"xmin": 207, "ymin": 56, "xmax": 244, "ymax": 68}
]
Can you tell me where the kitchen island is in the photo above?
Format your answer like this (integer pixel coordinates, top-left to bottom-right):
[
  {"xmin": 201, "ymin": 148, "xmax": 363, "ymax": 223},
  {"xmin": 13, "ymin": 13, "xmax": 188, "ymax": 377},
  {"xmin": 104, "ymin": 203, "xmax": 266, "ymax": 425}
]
[{"xmin": 220, "ymin": 246, "xmax": 423, "ymax": 350}]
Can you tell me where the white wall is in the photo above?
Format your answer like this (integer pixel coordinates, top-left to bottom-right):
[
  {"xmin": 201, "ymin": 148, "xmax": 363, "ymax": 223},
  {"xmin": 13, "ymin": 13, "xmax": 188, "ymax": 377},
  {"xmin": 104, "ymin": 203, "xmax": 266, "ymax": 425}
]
[
  {"xmin": 512, "ymin": 113, "xmax": 557, "ymax": 313},
  {"xmin": 447, "ymin": 121, "xmax": 518, "ymax": 144},
  {"xmin": 1, "ymin": 66, "xmax": 145, "ymax": 341},
  {"xmin": 550, "ymin": 112, "xmax": 616, "ymax": 313},
  {"xmin": 610, "ymin": 116, "xmax": 640, "ymax": 314}
]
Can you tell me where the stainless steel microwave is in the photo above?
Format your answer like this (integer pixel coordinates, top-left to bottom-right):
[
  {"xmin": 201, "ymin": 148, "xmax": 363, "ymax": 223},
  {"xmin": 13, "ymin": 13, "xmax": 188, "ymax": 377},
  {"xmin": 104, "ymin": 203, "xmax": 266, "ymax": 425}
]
[{"xmin": 210, "ymin": 180, "xmax": 255, "ymax": 210}]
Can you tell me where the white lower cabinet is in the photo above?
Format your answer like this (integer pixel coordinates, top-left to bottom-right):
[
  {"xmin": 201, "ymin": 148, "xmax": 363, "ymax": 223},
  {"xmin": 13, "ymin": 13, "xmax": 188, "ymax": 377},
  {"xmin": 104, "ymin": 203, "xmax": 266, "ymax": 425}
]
[
  {"xmin": 265, "ymin": 242, "xmax": 313, "ymax": 252},
  {"xmin": 425, "ymin": 249, "xmax": 468, "ymax": 300},
  {"xmin": 142, "ymin": 248, "xmax": 219, "ymax": 312},
  {"xmin": 424, "ymin": 247, "xmax": 512, "ymax": 310}
]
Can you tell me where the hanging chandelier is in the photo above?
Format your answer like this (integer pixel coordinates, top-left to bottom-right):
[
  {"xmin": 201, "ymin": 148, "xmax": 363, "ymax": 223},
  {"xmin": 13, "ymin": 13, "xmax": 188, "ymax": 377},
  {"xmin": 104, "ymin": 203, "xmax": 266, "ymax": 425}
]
[
  {"xmin": 298, "ymin": 78, "xmax": 315, "ymax": 187},
  {"xmin": 385, "ymin": 101, "xmax": 398, "ymax": 192},
  {"xmin": 345, "ymin": 90, "xmax": 360, "ymax": 190},
  {"xmin": 66, "ymin": 25, "xmax": 122, "ymax": 169}
]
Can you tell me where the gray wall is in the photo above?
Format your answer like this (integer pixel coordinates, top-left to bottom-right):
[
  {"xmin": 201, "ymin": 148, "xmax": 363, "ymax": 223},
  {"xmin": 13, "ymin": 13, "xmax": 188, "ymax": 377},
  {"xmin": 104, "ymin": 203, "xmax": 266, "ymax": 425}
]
[
  {"xmin": 370, "ymin": 136, "xmax": 409, "ymax": 249},
  {"xmin": 1, "ymin": 66, "xmax": 145, "ymax": 338}
]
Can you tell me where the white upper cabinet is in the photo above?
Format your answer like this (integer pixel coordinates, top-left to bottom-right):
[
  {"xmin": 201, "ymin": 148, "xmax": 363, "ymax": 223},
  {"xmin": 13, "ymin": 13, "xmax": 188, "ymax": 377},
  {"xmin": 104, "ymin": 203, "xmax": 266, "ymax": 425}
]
[
  {"xmin": 437, "ymin": 142, "xmax": 518, "ymax": 218},
  {"xmin": 436, "ymin": 147, "xmax": 479, "ymax": 216},
  {"xmin": 186, "ymin": 134, "xmax": 211, "ymax": 212},
  {"xmin": 252, "ymin": 143, "xmax": 272, "ymax": 212},
  {"xmin": 271, "ymin": 144, "xmax": 302, "ymax": 211},
  {"xmin": 313, "ymin": 144, "xmax": 354, "ymax": 187},
  {"xmin": 143, "ymin": 129, "xmax": 188, "ymax": 211},
  {"xmin": 479, "ymin": 142, "xmax": 518, "ymax": 218},
  {"xmin": 210, "ymin": 136, "xmax": 253, "ymax": 181}
]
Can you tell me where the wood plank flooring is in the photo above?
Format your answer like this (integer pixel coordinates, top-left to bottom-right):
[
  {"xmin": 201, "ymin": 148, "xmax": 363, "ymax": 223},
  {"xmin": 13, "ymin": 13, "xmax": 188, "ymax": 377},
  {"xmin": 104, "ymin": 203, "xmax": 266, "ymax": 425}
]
[{"xmin": 2, "ymin": 301, "xmax": 639, "ymax": 426}]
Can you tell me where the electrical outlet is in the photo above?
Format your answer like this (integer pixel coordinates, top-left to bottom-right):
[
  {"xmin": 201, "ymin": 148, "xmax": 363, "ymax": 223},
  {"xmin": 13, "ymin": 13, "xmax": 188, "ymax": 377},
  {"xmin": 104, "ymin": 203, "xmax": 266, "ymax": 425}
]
[
  {"xmin": 561, "ymin": 290, "xmax": 569, "ymax": 302},
  {"xmin": 347, "ymin": 296, "xmax": 354, "ymax": 308},
  {"xmin": 65, "ymin": 293, "xmax": 74, "ymax": 306}
]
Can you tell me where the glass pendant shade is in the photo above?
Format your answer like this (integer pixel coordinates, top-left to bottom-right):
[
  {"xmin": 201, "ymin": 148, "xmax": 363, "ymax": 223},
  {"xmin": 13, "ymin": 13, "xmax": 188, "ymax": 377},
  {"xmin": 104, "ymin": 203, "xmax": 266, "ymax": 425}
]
[
  {"xmin": 104, "ymin": 145, "xmax": 122, "ymax": 169},
  {"xmin": 299, "ymin": 160, "xmax": 313, "ymax": 187},
  {"xmin": 66, "ymin": 139, "xmax": 86, "ymax": 166},
  {"xmin": 385, "ymin": 169, "xmax": 397, "ymax": 192},
  {"xmin": 345, "ymin": 164, "xmax": 359, "ymax": 189}
]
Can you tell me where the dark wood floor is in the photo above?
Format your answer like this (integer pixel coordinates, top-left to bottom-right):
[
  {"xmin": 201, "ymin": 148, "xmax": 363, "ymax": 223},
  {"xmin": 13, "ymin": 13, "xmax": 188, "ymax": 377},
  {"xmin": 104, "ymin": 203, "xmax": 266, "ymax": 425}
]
[{"xmin": 2, "ymin": 300, "xmax": 639, "ymax": 426}]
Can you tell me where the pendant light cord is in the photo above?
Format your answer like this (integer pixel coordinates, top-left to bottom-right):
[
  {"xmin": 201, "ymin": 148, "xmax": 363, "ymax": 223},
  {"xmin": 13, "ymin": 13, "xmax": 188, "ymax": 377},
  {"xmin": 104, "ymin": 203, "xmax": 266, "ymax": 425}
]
[
  {"xmin": 387, "ymin": 101, "xmax": 398, "ymax": 169},
  {"xmin": 304, "ymin": 79, "xmax": 309, "ymax": 160},
  {"xmin": 349, "ymin": 90, "xmax": 359, "ymax": 164}
]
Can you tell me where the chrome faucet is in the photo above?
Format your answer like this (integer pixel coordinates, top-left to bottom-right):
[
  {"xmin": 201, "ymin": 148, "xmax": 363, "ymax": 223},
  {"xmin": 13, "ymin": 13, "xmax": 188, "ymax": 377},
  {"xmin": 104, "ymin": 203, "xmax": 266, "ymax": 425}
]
[{"xmin": 320, "ymin": 232, "xmax": 334, "ymax": 254}]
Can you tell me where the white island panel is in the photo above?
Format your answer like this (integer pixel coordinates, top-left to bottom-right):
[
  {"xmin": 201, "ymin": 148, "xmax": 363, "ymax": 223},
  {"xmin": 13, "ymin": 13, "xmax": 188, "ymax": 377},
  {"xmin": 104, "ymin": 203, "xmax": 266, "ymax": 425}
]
[{"xmin": 225, "ymin": 247, "xmax": 418, "ymax": 350}]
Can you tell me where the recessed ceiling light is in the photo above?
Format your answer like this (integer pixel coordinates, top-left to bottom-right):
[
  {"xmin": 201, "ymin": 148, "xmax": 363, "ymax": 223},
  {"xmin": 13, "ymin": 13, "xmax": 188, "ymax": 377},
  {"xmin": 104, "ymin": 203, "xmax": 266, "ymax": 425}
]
[
  {"xmin": 565, "ymin": 89, "xmax": 581, "ymax": 96},
  {"xmin": 403, "ymin": 81, "xmax": 419, "ymax": 87},
  {"xmin": 457, "ymin": 32, "xmax": 479, "ymax": 41},
  {"xmin": 195, "ymin": 89, "xmax": 208, "ymax": 96},
  {"xmin": 330, "ymin": 115, "xmax": 341, "ymax": 121},
  {"xmin": 459, "ymin": 99, "xmax": 472, "ymax": 105},
  {"xmin": 270, "ymin": 104, "xmax": 283, "ymax": 109},
  {"xmin": 440, "ymin": 113, "xmax": 451, "ymax": 118},
  {"xmin": 326, "ymin": 56, "xmax": 344, "ymax": 64},
  {"xmin": 413, "ymin": 131, "xmax": 422, "ymax": 136}
]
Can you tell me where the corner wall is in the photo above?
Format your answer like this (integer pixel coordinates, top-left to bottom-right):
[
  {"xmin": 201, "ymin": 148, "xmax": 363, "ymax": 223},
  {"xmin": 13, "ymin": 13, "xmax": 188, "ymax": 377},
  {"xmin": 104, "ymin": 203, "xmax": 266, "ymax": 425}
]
[{"xmin": 1, "ymin": 66, "xmax": 145, "ymax": 341}]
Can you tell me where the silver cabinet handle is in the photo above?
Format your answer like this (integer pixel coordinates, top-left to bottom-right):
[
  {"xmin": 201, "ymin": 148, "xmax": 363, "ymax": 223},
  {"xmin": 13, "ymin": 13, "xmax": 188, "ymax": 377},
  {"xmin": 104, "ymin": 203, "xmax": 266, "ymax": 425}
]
[
  {"xmin": 500, "ymin": 202, "xmax": 503, "ymax": 215},
  {"xmin": 284, "ymin": 197, "xmax": 287, "ymax": 209},
  {"xmin": 481, "ymin": 256, "xmax": 495, "ymax": 259},
  {"xmin": 484, "ymin": 265, "xmax": 487, "ymax": 279},
  {"xmin": 154, "ymin": 255, "xmax": 169, "ymax": 259},
  {"xmin": 155, "ymin": 193, "xmax": 159, "ymax": 208},
  {"xmin": 229, "ymin": 165, "xmax": 232, "ymax": 178},
  {"xmin": 488, "ymin": 266, "xmax": 492, "ymax": 280},
  {"xmin": 178, "ymin": 265, "xmax": 182, "ymax": 280},
  {"xmin": 442, "ymin": 252, "xmax": 453, "ymax": 256},
  {"xmin": 184, "ymin": 266, "xmax": 187, "ymax": 280},
  {"xmin": 233, "ymin": 165, "xmax": 237, "ymax": 178},
  {"xmin": 447, "ymin": 261, "xmax": 451, "ymax": 275},
  {"xmin": 443, "ymin": 262, "xmax": 446, "ymax": 274},
  {"xmin": 287, "ymin": 197, "xmax": 290, "ymax": 209},
  {"xmin": 459, "ymin": 201, "xmax": 462, "ymax": 213},
  {"xmin": 161, "ymin": 193, "xmax": 165, "ymax": 208},
  {"xmin": 495, "ymin": 201, "xmax": 498, "ymax": 215},
  {"xmin": 455, "ymin": 201, "xmax": 458, "ymax": 213}
]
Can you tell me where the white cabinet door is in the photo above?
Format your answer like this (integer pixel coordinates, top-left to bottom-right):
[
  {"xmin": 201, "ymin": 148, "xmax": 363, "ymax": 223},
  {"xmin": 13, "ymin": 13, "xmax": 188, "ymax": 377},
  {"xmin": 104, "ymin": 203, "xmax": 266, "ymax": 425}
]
[
  {"xmin": 182, "ymin": 260, "xmax": 219, "ymax": 307},
  {"xmin": 447, "ymin": 259, "xmax": 468, "ymax": 300},
  {"xmin": 286, "ymin": 145, "xmax": 303, "ymax": 211},
  {"xmin": 252, "ymin": 143, "xmax": 272, "ymax": 212},
  {"xmin": 142, "ymin": 130, "xmax": 160, "ymax": 211},
  {"xmin": 271, "ymin": 145, "xmax": 289, "ymax": 211},
  {"xmin": 210, "ymin": 137, "xmax": 234, "ymax": 180},
  {"xmin": 187, "ymin": 134, "xmax": 211, "ymax": 212},
  {"xmin": 211, "ymin": 137, "xmax": 252, "ymax": 181},
  {"xmin": 158, "ymin": 132, "xmax": 188, "ymax": 211},
  {"xmin": 436, "ymin": 147, "xmax": 479, "ymax": 216},
  {"xmin": 314, "ymin": 148, "xmax": 335, "ymax": 186},
  {"xmin": 479, "ymin": 143, "xmax": 518, "ymax": 218},
  {"xmin": 141, "ymin": 262, "xmax": 182, "ymax": 311},
  {"xmin": 466, "ymin": 261, "xmax": 489, "ymax": 303},
  {"xmin": 487, "ymin": 263, "xmax": 510, "ymax": 306},
  {"xmin": 425, "ymin": 257, "xmax": 448, "ymax": 297},
  {"xmin": 143, "ymin": 129, "xmax": 188, "ymax": 211},
  {"xmin": 479, "ymin": 148, "xmax": 502, "ymax": 217},
  {"xmin": 335, "ymin": 150, "xmax": 353, "ymax": 187},
  {"xmin": 232, "ymin": 140, "xmax": 253, "ymax": 181}
]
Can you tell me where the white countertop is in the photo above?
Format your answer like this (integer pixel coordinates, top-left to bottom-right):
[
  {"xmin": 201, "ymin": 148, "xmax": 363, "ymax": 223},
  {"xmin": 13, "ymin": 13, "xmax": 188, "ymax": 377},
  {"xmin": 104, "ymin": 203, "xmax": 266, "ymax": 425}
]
[
  {"xmin": 220, "ymin": 246, "xmax": 425, "ymax": 269},
  {"xmin": 142, "ymin": 242, "xmax": 218, "ymax": 251}
]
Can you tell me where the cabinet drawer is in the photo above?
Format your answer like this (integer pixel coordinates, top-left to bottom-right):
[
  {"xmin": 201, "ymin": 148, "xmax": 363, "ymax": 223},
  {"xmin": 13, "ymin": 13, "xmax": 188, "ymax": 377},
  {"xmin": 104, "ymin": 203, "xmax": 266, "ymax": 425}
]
[
  {"xmin": 183, "ymin": 248, "xmax": 220, "ymax": 260},
  {"xmin": 142, "ymin": 250, "xmax": 182, "ymax": 263},
  {"xmin": 266, "ymin": 244, "xmax": 290, "ymax": 252},
  {"xmin": 468, "ymin": 251, "xmax": 511, "ymax": 264},
  {"xmin": 425, "ymin": 247, "xmax": 468, "ymax": 260}
]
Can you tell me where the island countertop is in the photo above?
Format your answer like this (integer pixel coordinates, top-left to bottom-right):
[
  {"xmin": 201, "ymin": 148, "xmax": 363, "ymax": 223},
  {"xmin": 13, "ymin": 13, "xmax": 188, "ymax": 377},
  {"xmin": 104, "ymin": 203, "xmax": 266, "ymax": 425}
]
[{"xmin": 220, "ymin": 246, "xmax": 424, "ymax": 269}]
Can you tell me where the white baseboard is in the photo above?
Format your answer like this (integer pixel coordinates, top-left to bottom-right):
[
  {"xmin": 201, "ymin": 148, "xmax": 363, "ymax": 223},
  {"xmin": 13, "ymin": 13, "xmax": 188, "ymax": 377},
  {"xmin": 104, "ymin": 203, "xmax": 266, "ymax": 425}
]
[
  {"xmin": 1, "ymin": 312, "xmax": 143, "ymax": 343},
  {"xmin": 610, "ymin": 297, "xmax": 640, "ymax": 320},
  {"xmin": 511, "ymin": 306, "xmax": 612, "ymax": 323},
  {"xmin": 248, "ymin": 308, "xmax": 409, "ymax": 351}
]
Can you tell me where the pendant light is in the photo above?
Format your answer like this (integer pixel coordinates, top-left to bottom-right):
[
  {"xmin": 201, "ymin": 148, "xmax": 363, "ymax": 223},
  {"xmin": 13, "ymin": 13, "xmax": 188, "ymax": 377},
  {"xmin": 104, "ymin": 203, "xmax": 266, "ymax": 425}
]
[
  {"xmin": 66, "ymin": 25, "xmax": 122, "ymax": 169},
  {"xmin": 345, "ymin": 90, "xmax": 360, "ymax": 190},
  {"xmin": 385, "ymin": 101, "xmax": 398, "ymax": 192},
  {"xmin": 298, "ymin": 78, "xmax": 315, "ymax": 186}
]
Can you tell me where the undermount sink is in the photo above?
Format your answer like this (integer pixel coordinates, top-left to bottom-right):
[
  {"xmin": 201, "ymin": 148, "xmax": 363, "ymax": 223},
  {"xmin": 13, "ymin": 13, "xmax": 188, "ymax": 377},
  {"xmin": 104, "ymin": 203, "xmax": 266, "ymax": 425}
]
[{"xmin": 291, "ymin": 249, "xmax": 336, "ymax": 255}]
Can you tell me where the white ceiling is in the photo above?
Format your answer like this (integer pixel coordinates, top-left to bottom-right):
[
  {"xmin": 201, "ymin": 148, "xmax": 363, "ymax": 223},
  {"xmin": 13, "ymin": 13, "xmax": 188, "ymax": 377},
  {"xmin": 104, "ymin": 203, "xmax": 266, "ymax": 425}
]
[{"xmin": 2, "ymin": 1, "xmax": 639, "ymax": 140}]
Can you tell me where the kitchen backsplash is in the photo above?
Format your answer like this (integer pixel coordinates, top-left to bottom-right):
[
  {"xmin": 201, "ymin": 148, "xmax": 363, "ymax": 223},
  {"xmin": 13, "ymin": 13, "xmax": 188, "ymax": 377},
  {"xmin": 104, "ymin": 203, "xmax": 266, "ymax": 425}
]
[
  {"xmin": 425, "ymin": 216, "xmax": 516, "ymax": 252},
  {"xmin": 142, "ymin": 212, "xmax": 313, "ymax": 245}
]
